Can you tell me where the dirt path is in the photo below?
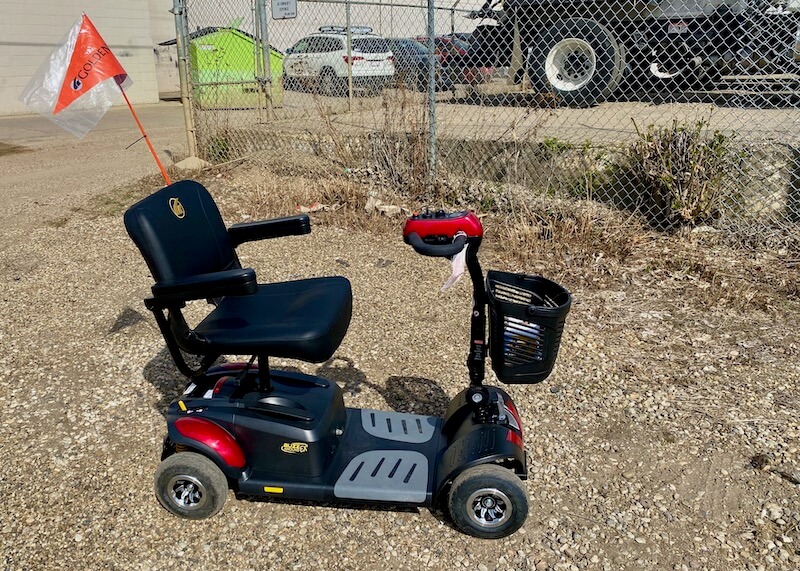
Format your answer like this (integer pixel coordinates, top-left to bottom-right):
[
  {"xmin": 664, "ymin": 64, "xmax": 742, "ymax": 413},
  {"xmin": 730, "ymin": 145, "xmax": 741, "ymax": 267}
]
[{"xmin": 0, "ymin": 102, "xmax": 187, "ymax": 236}]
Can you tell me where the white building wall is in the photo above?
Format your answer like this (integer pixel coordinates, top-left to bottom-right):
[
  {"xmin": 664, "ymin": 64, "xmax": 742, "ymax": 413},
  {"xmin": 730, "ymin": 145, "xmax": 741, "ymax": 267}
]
[
  {"xmin": 0, "ymin": 0, "xmax": 160, "ymax": 115},
  {"xmin": 149, "ymin": 0, "xmax": 177, "ymax": 43}
]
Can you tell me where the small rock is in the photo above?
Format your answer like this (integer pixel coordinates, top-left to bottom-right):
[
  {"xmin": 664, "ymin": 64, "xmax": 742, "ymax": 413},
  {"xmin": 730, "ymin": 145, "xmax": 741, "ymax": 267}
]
[
  {"xmin": 777, "ymin": 469, "xmax": 800, "ymax": 485},
  {"xmin": 175, "ymin": 156, "xmax": 212, "ymax": 170}
]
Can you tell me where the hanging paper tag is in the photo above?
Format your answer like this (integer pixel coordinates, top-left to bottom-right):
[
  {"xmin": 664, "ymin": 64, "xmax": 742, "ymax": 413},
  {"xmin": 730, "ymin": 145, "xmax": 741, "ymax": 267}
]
[{"xmin": 442, "ymin": 233, "xmax": 468, "ymax": 291}]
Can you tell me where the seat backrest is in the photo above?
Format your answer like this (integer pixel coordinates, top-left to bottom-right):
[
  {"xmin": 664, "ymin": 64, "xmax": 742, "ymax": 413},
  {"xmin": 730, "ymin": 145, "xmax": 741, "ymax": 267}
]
[{"xmin": 124, "ymin": 180, "xmax": 238, "ymax": 282}]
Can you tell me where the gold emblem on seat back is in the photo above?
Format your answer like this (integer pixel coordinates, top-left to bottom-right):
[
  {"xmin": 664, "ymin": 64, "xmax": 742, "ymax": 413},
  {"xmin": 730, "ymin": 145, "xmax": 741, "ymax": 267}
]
[{"xmin": 169, "ymin": 197, "xmax": 186, "ymax": 219}]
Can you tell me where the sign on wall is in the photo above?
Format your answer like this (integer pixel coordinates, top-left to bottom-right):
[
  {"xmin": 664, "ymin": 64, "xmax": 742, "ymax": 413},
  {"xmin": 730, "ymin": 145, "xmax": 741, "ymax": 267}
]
[{"xmin": 271, "ymin": 0, "xmax": 297, "ymax": 19}]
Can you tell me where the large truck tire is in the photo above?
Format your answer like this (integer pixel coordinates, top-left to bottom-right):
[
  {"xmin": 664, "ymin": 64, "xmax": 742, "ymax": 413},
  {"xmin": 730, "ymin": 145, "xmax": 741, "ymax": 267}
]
[{"xmin": 530, "ymin": 18, "xmax": 625, "ymax": 107}]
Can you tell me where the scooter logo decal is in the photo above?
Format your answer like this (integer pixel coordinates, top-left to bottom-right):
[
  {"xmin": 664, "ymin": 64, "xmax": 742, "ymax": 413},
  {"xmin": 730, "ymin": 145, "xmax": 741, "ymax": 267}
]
[
  {"xmin": 281, "ymin": 442, "xmax": 308, "ymax": 454},
  {"xmin": 169, "ymin": 197, "xmax": 186, "ymax": 219}
]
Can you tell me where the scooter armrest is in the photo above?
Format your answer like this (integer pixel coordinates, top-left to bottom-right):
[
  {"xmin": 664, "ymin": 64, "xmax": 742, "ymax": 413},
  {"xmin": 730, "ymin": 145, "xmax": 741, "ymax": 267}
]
[
  {"xmin": 151, "ymin": 268, "xmax": 257, "ymax": 304},
  {"xmin": 228, "ymin": 215, "xmax": 311, "ymax": 247}
]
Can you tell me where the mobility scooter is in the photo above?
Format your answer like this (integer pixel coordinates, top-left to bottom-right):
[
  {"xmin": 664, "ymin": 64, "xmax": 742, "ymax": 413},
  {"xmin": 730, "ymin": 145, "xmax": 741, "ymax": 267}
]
[{"xmin": 124, "ymin": 180, "xmax": 571, "ymax": 539}]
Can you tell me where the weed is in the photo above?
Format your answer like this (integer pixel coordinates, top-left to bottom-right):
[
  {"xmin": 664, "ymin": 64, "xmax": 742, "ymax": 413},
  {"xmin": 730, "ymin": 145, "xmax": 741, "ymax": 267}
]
[
  {"xmin": 44, "ymin": 215, "xmax": 70, "ymax": 229},
  {"xmin": 369, "ymin": 89, "xmax": 430, "ymax": 198},
  {"xmin": 541, "ymin": 136, "xmax": 574, "ymax": 157},
  {"xmin": 627, "ymin": 119, "xmax": 731, "ymax": 228},
  {"xmin": 207, "ymin": 134, "xmax": 233, "ymax": 163},
  {"xmin": 83, "ymin": 172, "xmax": 174, "ymax": 217}
]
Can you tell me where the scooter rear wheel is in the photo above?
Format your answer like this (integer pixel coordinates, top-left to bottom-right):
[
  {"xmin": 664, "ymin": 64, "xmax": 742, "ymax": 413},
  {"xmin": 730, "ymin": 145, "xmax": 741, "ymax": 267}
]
[
  {"xmin": 447, "ymin": 464, "xmax": 528, "ymax": 539},
  {"xmin": 155, "ymin": 452, "xmax": 229, "ymax": 519}
]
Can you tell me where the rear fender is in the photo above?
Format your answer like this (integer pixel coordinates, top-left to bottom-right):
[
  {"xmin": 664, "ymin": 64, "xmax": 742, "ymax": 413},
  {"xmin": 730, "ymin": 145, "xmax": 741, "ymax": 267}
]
[{"xmin": 166, "ymin": 417, "xmax": 248, "ymax": 480}]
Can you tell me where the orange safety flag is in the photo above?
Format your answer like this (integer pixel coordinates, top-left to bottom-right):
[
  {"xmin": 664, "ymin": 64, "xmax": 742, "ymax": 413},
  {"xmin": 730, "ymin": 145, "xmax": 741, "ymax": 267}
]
[
  {"xmin": 53, "ymin": 14, "xmax": 128, "ymax": 114},
  {"xmin": 19, "ymin": 13, "xmax": 133, "ymax": 138}
]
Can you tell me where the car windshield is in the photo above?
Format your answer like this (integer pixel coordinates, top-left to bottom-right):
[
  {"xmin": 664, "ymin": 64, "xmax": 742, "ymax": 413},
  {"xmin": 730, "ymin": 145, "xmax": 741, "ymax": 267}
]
[{"xmin": 352, "ymin": 38, "xmax": 390, "ymax": 53}]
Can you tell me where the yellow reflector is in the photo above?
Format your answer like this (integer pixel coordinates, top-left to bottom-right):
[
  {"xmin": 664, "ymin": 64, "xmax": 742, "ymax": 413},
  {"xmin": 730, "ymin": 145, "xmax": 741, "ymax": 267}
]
[
  {"xmin": 263, "ymin": 486, "xmax": 284, "ymax": 494},
  {"xmin": 178, "ymin": 400, "xmax": 187, "ymax": 411}
]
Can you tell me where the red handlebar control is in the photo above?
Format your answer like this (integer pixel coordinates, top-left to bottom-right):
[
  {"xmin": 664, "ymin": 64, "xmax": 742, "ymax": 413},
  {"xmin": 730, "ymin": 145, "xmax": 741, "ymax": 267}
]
[{"xmin": 403, "ymin": 210, "xmax": 483, "ymax": 241}]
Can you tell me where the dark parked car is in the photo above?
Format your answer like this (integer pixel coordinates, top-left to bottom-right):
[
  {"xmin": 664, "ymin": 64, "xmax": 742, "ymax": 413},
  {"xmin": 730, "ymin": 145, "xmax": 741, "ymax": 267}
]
[
  {"xmin": 387, "ymin": 38, "xmax": 452, "ymax": 90},
  {"xmin": 415, "ymin": 36, "xmax": 470, "ymax": 65},
  {"xmin": 449, "ymin": 32, "xmax": 472, "ymax": 44}
]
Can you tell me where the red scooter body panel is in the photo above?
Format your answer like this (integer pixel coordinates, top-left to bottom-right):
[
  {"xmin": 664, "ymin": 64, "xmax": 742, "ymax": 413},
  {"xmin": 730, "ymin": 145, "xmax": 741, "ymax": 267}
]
[
  {"xmin": 403, "ymin": 210, "xmax": 483, "ymax": 240},
  {"xmin": 175, "ymin": 416, "xmax": 246, "ymax": 469}
]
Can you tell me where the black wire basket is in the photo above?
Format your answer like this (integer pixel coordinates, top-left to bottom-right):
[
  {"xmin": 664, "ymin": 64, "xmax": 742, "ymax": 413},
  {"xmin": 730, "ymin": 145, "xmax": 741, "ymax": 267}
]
[{"xmin": 486, "ymin": 270, "xmax": 572, "ymax": 384}]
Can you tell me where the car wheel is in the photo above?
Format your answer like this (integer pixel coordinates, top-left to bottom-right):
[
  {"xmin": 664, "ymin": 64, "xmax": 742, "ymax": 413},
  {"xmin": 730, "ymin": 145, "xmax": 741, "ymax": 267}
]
[
  {"xmin": 154, "ymin": 452, "xmax": 228, "ymax": 520},
  {"xmin": 397, "ymin": 71, "xmax": 419, "ymax": 91},
  {"xmin": 447, "ymin": 464, "xmax": 529, "ymax": 539},
  {"xmin": 531, "ymin": 18, "xmax": 624, "ymax": 107},
  {"xmin": 318, "ymin": 68, "xmax": 342, "ymax": 97}
]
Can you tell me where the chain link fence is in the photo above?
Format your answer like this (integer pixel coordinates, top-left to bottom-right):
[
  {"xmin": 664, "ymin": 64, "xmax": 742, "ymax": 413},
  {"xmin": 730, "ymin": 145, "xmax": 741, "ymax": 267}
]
[{"xmin": 172, "ymin": 0, "xmax": 800, "ymax": 246}]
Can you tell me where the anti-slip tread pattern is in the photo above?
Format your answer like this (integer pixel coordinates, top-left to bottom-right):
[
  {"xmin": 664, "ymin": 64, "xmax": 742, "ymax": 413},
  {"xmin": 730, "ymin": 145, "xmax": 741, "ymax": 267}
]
[
  {"xmin": 360, "ymin": 409, "xmax": 437, "ymax": 443},
  {"xmin": 333, "ymin": 450, "xmax": 428, "ymax": 502}
]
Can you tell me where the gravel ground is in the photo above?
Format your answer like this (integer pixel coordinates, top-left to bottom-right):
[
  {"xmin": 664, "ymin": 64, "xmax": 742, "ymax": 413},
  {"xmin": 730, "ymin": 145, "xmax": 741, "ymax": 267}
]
[{"xmin": 1, "ymin": 116, "xmax": 799, "ymax": 570}]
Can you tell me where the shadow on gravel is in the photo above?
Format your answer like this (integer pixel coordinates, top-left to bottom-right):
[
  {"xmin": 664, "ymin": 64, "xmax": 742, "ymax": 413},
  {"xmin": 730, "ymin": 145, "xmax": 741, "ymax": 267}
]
[
  {"xmin": 315, "ymin": 357, "xmax": 450, "ymax": 416},
  {"xmin": 142, "ymin": 347, "xmax": 226, "ymax": 415},
  {"xmin": 234, "ymin": 493, "xmax": 423, "ymax": 515},
  {"xmin": 142, "ymin": 351, "xmax": 450, "ymax": 418}
]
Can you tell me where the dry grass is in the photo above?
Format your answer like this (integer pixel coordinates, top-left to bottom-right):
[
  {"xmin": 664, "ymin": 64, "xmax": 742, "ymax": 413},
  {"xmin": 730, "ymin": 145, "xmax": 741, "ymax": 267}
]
[
  {"xmin": 486, "ymin": 197, "xmax": 646, "ymax": 282},
  {"xmin": 78, "ymin": 138, "xmax": 798, "ymax": 318},
  {"xmin": 199, "ymin": 147, "xmax": 798, "ymax": 315}
]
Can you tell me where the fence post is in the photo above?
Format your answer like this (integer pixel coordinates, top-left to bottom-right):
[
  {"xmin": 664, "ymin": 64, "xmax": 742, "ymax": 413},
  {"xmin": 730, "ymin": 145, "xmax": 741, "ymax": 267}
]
[
  {"xmin": 450, "ymin": 8, "xmax": 455, "ymax": 38},
  {"xmin": 172, "ymin": 0, "xmax": 198, "ymax": 158},
  {"xmin": 426, "ymin": 0, "xmax": 437, "ymax": 187},
  {"xmin": 789, "ymin": 146, "xmax": 800, "ymax": 223},
  {"xmin": 346, "ymin": 2, "xmax": 354, "ymax": 109},
  {"xmin": 256, "ymin": 0, "xmax": 275, "ymax": 120}
]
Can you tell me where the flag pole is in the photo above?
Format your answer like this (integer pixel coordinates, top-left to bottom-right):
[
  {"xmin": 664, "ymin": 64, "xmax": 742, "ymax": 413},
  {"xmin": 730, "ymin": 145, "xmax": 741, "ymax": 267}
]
[{"xmin": 118, "ymin": 85, "xmax": 172, "ymax": 185}]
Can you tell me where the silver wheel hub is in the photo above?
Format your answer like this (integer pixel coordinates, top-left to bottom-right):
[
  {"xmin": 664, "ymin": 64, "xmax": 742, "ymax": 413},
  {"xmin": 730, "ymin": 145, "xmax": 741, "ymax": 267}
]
[
  {"xmin": 467, "ymin": 488, "xmax": 512, "ymax": 528},
  {"xmin": 167, "ymin": 474, "xmax": 208, "ymax": 511},
  {"xmin": 545, "ymin": 38, "xmax": 596, "ymax": 91}
]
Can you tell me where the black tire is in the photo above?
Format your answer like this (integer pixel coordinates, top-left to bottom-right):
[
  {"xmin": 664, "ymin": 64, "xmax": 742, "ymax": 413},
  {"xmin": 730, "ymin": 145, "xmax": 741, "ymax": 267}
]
[
  {"xmin": 530, "ymin": 18, "xmax": 624, "ymax": 107},
  {"xmin": 154, "ymin": 452, "xmax": 228, "ymax": 519},
  {"xmin": 447, "ymin": 464, "xmax": 529, "ymax": 539},
  {"xmin": 284, "ymin": 75, "xmax": 298, "ymax": 91},
  {"xmin": 318, "ymin": 68, "xmax": 342, "ymax": 97}
]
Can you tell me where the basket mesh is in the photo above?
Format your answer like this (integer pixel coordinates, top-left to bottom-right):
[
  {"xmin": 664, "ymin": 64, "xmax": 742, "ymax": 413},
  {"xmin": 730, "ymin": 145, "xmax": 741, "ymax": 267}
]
[{"xmin": 487, "ymin": 271, "xmax": 571, "ymax": 384}]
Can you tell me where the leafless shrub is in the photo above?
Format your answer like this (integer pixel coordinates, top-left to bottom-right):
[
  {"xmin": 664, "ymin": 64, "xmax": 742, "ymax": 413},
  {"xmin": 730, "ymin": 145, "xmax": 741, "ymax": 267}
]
[
  {"xmin": 627, "ymin": 119, "xmax": 732, "ymax": 228},
  {"xmin": 368, "ymin": 89, "xmax": 430, "ymax": 198}
]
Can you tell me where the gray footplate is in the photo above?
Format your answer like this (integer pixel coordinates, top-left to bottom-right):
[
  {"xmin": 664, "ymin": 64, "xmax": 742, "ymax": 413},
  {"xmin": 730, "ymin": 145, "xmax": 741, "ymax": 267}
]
[
  {"xmin": 360, "ymin": 409, "xmax": 437, "ymax": 443},
  {"xmin": 334, "ymin": 450, "xmax": 429, "ymax": 503}
]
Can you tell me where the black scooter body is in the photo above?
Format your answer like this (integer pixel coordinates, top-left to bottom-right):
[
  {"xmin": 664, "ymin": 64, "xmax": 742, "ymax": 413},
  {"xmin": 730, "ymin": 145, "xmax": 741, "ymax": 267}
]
[
  {"xmin": 165, "ymin": 365, "xmax": 526, "ymax": 508},
  {"xmin": 126, "ymin": 197, "xmax": 573, "ymax": 537}
]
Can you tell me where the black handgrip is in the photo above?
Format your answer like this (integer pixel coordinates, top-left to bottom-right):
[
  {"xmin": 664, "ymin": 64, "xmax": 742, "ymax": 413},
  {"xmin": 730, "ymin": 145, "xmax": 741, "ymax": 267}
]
[{"xmin": 407, "ymin": 232, "xmax": 467, "ymax": 258}]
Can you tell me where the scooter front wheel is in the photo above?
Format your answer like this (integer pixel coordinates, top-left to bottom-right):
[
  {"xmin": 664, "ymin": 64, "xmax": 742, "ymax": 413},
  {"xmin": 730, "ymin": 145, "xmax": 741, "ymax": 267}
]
[
  {"xmin": 447, "ymin": 464, "xmax": 528, "ymax": 539},
  {"xmin": 155, "ymin": 452, "xmax": 229, "ymax": 519}
]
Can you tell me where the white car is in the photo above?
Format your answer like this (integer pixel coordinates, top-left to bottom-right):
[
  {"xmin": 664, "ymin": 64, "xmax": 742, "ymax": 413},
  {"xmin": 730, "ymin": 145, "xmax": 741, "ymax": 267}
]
[{"xmin": 284, "ymin": 26, "xmax": 395, "ymax": 95}]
